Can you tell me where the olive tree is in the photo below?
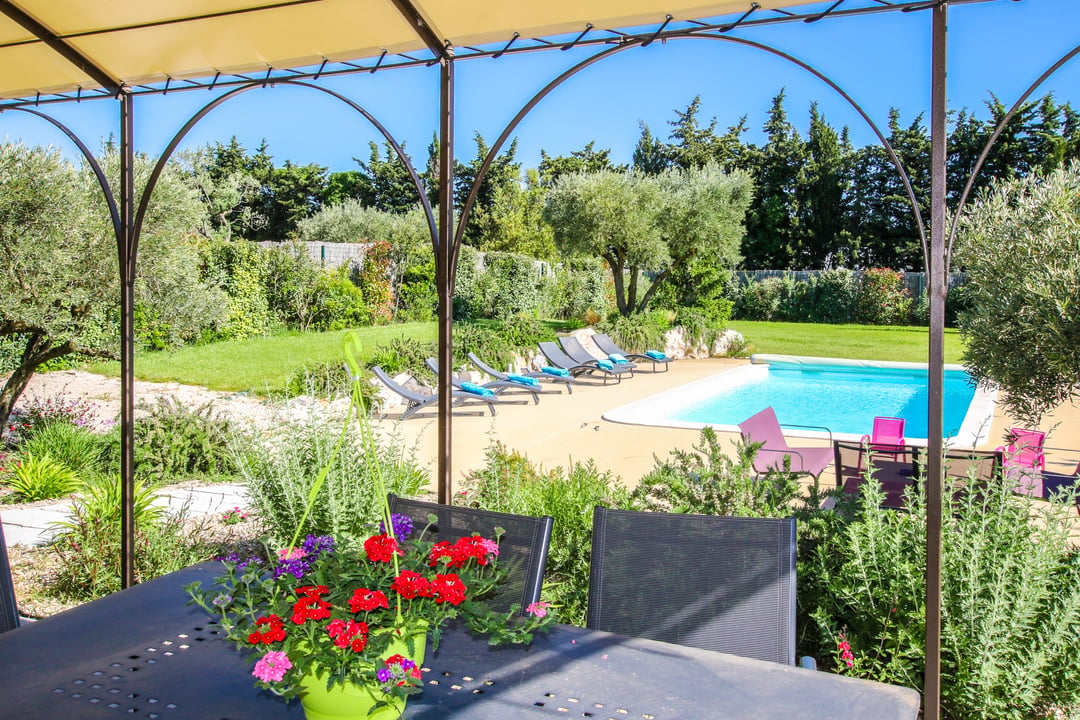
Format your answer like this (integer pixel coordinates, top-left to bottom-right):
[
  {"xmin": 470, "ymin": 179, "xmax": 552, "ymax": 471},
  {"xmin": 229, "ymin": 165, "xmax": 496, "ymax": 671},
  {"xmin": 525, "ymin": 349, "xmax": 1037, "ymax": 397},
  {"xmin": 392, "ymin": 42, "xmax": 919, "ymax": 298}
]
[
  {"xmin": 955, "ymin": 161, "xmax": 1080, "ymax": 426},
  {"xmin": 543, "ymin": 164, "xmax": 751, "ymax": 315},
  {"xmin": 0, "ymin": 143, "xmax": 225, "ymax": 430}
]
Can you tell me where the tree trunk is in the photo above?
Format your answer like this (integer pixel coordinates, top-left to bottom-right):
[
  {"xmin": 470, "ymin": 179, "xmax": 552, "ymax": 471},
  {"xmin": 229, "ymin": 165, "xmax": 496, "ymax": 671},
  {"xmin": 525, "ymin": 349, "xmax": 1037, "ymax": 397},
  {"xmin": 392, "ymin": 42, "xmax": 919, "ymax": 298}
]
[
  {"xmin": 626, "ymin": 265, "xmax": 640, "ymax": 316},
  {"xmin": 635, "ymin": 267, "xmax": 672, "ymax": 314},
  {"xmin": 0, "ymin": 332, "xmax": 77, "ymax": 434},
  {"xmin": 604, "ymin": 252, "xmax": 628, "ymax": 316}
]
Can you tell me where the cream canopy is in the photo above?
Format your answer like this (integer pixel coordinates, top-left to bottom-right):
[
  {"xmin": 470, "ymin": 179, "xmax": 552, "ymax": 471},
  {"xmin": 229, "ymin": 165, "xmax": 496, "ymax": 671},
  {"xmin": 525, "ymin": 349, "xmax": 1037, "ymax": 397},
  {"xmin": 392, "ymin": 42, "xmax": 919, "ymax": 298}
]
[{"xmin": 0, "ymin": 0, "xmax": 823, "ymax": 101}]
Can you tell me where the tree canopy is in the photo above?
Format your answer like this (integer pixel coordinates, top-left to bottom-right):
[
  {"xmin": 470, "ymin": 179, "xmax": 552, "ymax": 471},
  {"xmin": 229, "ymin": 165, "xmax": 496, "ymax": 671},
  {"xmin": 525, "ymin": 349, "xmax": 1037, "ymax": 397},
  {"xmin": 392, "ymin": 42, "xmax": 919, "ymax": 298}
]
[
  {"xmin": 956, "ymin": 161, "xmax": 1080, "ymax": 426},
  {"xmin": 544, "ymin": 164, "xmax": 751, "ymax": 315}
]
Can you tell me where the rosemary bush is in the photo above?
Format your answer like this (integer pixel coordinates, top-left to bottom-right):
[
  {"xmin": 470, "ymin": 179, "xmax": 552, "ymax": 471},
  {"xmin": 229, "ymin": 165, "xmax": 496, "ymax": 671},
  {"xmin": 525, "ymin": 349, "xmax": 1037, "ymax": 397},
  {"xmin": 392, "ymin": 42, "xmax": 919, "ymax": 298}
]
[
  {"xmin": 458, "ymin": 442, "xmax": 630, "ymax": 626},
  {"xmin": 237, "ymin": 419, "xmax": 426, "ymax": 543},
  {"xmin": 801, "ymin": 464, "xmax": 1080, "ymax": 719}
]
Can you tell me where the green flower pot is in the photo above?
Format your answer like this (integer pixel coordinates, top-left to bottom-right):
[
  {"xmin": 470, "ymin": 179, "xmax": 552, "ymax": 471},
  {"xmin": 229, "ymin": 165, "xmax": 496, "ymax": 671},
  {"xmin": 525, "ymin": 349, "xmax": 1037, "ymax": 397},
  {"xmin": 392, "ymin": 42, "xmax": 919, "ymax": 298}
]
[{"xmin": 299, "ymin": 624, "xmax": 428, "ymax": 720}]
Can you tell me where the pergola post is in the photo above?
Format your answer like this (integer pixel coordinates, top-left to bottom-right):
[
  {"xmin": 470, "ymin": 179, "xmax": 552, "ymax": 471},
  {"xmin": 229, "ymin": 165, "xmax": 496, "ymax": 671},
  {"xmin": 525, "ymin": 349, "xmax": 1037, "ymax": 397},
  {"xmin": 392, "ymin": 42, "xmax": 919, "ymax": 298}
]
[
  {"xmin": 436, "ymin": 55, "xmax": 455, "ymax": 504},
  {"xmin": 924, "ymin": 4, "xmax": 949, "ymax": 719},
  {"xmin": 118, "ymin": 90, "xmax": 136, "ymax": 589}
]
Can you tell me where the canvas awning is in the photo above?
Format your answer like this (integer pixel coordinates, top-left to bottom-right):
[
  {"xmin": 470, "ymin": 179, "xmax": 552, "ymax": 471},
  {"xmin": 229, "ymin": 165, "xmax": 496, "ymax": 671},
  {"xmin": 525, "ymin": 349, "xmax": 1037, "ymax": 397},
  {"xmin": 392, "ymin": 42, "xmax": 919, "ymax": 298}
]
[{"xmin": 0, "ymin": 0, "xmax": 822, "ymax": 101}]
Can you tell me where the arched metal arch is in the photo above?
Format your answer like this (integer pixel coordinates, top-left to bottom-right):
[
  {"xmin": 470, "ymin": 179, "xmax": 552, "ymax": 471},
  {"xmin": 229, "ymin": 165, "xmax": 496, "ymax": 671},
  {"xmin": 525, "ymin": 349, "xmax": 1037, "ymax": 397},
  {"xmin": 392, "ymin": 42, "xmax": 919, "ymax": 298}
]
[
  {"xmin": 457, "ymin": 32, "xmax": 930, "ymax": 278},
  {"xmin": 133, "ymin": 79, "xmax": 438, "ymax": 257},
  {"xmin": 0, "ymin": 106, "xmax": 121, "ymax": 239},
  {"xmin": 946, "ymin": 42, "xmax": 1080, "ymax": 267}
]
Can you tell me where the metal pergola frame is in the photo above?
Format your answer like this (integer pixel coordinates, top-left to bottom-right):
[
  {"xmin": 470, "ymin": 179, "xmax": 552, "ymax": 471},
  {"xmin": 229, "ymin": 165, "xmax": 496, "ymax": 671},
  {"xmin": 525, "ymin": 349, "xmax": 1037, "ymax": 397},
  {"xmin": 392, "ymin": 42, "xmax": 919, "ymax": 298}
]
[{"xmin": 1, "ymin": 2, "xmax": 1075, "ymax": 718}]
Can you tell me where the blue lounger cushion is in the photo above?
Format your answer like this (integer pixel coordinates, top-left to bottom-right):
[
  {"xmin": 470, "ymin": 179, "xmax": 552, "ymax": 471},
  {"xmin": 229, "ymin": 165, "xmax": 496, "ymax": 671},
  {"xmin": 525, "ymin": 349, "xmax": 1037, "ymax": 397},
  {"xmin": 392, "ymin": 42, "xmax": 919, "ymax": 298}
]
[
  {"xmin": 596, "ymin": 359, "xmax": 614, "ymax": 370},
  {"xmin": 507, "ymin": 374, "xmax": 540, "ymax": 387},
  {"xmin": 645, "ymin": 350, "xmax": 668, "ymax": 361},
  {"xmin": 460, "ymin": 381, "xmax": 495, "ymax": 397},
  {"xmin": 542, "ymin": 366, "xmax": 570, "ymax": 377},
  {"xmin": 608, "ymin": 353, "xmax": 629, "ymax": 364}
]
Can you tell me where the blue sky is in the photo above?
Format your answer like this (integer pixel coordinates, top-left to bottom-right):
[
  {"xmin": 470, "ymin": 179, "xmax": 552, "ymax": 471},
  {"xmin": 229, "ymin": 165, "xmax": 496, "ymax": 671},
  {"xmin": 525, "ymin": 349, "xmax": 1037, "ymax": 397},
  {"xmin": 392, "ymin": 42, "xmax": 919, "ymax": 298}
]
[{"xmin": 1, "ymin": 0, "xmax": 1078, "ymax": 174}]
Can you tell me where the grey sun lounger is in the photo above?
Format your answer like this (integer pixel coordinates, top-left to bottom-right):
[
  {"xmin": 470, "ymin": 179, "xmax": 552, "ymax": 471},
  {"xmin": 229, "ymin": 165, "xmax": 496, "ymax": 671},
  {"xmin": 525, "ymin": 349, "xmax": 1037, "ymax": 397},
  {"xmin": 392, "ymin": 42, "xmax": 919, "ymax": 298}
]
[
  {"xmin": 558, "ymin": 335, "xmax": 634, "ymax": 378},
  {"xmin": 425, "ymin": 357, "xmax": 540, "ymax": 404},
  {"xmin": 467, "ymin": 352, "xmax": 578, "ymax": 395},
  {"xmin": 538, "ymin": 341, "xmax": 623, "ymax": 384},
  {"xmin": 370, "ymin": 365, "xmax": 499, "ymax": 420},
  {"xmin": 592, "ymin": 333, "xmax": 671, "ymax": 372}
]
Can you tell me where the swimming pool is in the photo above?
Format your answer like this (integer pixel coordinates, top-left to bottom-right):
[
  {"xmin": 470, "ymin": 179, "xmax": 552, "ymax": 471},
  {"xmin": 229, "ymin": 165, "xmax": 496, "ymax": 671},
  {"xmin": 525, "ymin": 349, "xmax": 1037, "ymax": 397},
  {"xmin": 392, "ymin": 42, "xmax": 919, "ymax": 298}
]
[{"xmin": 603, "ymin": 355, "xmax": 997, "ymax": 446}]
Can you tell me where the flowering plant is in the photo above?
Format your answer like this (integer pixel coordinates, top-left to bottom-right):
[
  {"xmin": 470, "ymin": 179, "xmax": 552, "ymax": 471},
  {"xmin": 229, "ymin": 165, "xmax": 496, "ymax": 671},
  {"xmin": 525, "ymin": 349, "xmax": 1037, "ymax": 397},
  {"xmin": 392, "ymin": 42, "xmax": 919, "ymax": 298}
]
[{"xmin": 187, "ymin": 332, "xmax": 553, "ymax": 707}]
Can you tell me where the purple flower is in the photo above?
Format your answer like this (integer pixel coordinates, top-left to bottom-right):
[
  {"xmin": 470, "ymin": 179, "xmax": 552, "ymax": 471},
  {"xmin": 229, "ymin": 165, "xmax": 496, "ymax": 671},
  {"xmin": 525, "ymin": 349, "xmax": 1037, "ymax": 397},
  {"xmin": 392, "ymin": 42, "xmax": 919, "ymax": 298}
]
[
  {"xmin": 380, "ymin": 513, "xmax": 415, "ymax": 540},
  {"xmin": 376, "ymin": 668, "xmax": 393, "ymax": 683},
  {"xmin": 211, "ymin": 593, "xmax": 232, "ymax": 608},
  {"xmin": 302, "ymin": 535, "xmax": 335, "ymax": 556}
]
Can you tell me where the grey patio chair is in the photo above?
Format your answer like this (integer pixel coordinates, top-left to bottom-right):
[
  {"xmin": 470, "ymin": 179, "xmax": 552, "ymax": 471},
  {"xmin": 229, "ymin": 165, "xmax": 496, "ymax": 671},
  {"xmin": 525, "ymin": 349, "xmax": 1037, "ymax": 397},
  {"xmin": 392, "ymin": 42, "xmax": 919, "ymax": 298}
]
[
  {"xmin": 0, "ymin": 519, "xmax": 20, "ymax": 634},
  {"xmin": 467, "ymin": 352, "xmax": 577, "ymax": 394},
  {"xmin": 587, "ymin": 507, "xmax": 798, "ymax": 665},
  {"xmin": 738, "ymin": 407, "xmax": 834, "ymax": 483},
  {"xmin": 425, "ymin": 357, "xmax": 540, "ymax": 404},
  {"xmin": 593, "ymin": 333, "xmax": 671, "ymax": 373},
  {"xmin": 537, "ymin": 341, "xmax": 623, "ymax": 385},
  {"xmin": 370, "ymin": 365, "xmax": 499, "ymax": 420},
  {"xmin": 558, "ymin": 335, "xmax": 634, "ymax": 378},
  {"xmin": 388, "ymin": 494, "xmax": 553, "ymax": 614}
]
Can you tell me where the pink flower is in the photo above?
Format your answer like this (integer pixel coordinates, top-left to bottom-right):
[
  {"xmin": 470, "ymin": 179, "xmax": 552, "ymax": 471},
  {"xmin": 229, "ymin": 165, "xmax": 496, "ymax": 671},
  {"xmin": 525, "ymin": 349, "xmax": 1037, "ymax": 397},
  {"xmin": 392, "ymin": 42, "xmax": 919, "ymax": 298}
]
[
  {"xmin": 252, "ymin": 651, "xmax": 292, "ymax": 682},
  {"xmin": 278, "ymin": 547, "xmax": 307, "ymax": 561},
  {"xmin": 526, "ymin": 601, "xmax": 551, "ymax": 618},
  {"xmin": 837, "ymin": 634, "xmax": 855, "ymax": 669}
]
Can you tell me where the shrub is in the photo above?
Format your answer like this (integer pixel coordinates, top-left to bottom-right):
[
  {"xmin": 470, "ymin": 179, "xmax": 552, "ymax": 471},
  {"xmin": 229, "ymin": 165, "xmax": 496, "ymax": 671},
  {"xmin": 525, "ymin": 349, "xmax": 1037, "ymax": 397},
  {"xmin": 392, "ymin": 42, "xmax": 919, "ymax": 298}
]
[
  {"xmin": 596, "ymin": 310, "xmax": 670, "ymax": 354},
  {"xmin": 802, "ymin": 269, "xmax": 858, "ymax": 323},
  {"xmin": 479, "ymin": 252, "xmax": 547, "ymax": 320},
  {"xmin": 801, "ymin": 464, "xmax": 1080, "ymax": 718},
  {"xmin": 356, "ymin": 240, "xmax": 394, "ymax": 324},
  {"xmin": 367, "ymin": 336, "xmax": 438, "ymax": 386},
  {"xmin": 3, "ymin": 451, "xmax": 81, "ymax": 501},
  {"xmin": 631, "ymin": 428, "xmax": 802, "ymax": 517},
  {"xmin": 458, "ymin": 443, "xmax": 631, "ymax": 626},
  {"xmin": 237, "ymin": 419, "xmax": 426, "ymax": 543},
  {"xmin": 17, "ymin": 421, "xmax": 107, "ymax": 478},
  {"xmin": 854, "ymin": 268, "xmax": 912, "ymax": 325},
  {"xmin": 546, "ymin": 259, "xmax": 608, "ymax": 322},
  {"xmin": 284, "ymin": 360, "xmax": 354, "ymax": 400},
  {"xmin": 451, "ymin": 324, "xmax": 516, "ymax": 372},
  {"xmin": 101, "ymin": 398, "xmax": 236, "ymax": 485},
  {"xmin": 734, "ymin": 277, "xmax": 785, "ymax": 320},
  {"xmin": 5, "ymin": 392, "xmax": 102, "ymax": 445},
  {"xmin": 49, "ymin": 475, "xmax": 210, "ymax": 600},
  {"xmin": 310, "ymin": 267, "xmax": 368, "ymax": 331},
  {"xmin": 201, "ymin": 238, "xmax": 273, "ymax": 340}
]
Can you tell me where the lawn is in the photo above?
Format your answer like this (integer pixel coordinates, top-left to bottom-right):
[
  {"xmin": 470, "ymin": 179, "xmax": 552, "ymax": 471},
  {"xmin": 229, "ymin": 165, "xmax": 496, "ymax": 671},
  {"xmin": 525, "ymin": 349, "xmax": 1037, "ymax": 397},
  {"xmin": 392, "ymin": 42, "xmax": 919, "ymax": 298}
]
[
  {"xmin": 726, "ymin": 321, "xmax": 966, "ymax": 364},
  {"xmin": 86, "ymin": 323, "xmax": 438, "ymax": 394},
  {"xmin": 85, "ymin": 320, "xmax": 965, "ymax": 393}
]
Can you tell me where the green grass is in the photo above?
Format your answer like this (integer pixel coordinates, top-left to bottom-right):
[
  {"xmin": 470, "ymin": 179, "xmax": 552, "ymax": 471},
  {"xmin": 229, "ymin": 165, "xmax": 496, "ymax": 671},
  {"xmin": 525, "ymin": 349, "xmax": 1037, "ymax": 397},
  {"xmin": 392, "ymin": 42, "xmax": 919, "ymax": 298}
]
[
  {"xmin": 726, "ymin": 321, "xmax": 966, "ymax": 364},
  {"xmin": 82, "ymin": 320, "xmax": 964, "ymax": 394},
  {"xmin": 86, "ymin": 323, "xmax": 437, "ymax": 394}
]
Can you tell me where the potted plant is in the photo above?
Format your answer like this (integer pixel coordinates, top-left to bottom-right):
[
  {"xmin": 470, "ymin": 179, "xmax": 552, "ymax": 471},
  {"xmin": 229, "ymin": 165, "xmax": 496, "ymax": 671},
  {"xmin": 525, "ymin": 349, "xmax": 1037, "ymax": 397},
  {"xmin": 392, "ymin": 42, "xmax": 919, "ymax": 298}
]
[{"xmin": 187, "ymin": 333, "xmax": 553, "ymax": 719}]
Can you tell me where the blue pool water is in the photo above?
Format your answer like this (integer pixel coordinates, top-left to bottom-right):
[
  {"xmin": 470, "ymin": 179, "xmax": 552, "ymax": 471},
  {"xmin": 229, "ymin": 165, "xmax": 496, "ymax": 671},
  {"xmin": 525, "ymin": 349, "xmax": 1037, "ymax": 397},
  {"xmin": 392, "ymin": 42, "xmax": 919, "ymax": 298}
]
[{"xmin": 670, "ymin": 361, "xmax": 977, "ymax": 439}]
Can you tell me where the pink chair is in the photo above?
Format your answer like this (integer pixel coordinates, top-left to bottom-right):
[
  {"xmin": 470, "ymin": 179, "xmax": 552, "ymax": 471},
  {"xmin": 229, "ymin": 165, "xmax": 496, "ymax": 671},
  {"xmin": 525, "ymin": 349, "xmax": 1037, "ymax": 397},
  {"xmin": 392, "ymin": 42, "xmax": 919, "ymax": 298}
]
[
  {"xmin": 996, "ymin": 428, "xmax": 1046, "ymax": 496},
  {"xmin": 738, "ymin": 407, "xmax": 834, "ymax": 483},
  {"xmin": 858, "ymin": 417, "xmax": 907, "ymax": 470}
]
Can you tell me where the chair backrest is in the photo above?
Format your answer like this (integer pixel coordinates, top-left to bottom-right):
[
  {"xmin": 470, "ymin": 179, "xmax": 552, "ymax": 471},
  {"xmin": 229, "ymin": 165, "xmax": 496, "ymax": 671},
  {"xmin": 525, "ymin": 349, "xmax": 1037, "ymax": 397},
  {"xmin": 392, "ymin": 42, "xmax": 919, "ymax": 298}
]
[
  {"xmin": 558, "ymin": 336, "xmax": 597, "ymax": 364},
  {"xmin": 871, "ymin": 416, "xmax": 906, "ymax": 446},
  {"xmin": 370, "ymin": 366, "xmax": 426, "ymax": 402},
  {"xmin": 592, "ymin": 333, "xmax": 621, "ymax": 356},
  {"xmin": 738, "ymin": 407, "xmax": 792, "ymax": 455},
  {"xmin": 538, "ymin": 341, "xmax": 576, "ymax": 369},
  {"xmin": 0, "ymin": 520, "xmax": 20, "ymax": 634},
  {"xmin": 467, "ymin": 352, "xmax": 508, "ymax": 380},
  {"xmin": 387, "ymin": 495, "xmax": 553, "ymax": 614},
  {"xmin": 1007, "ymin": 427, "xmax": 1046, "ymax": 467},
  {"xmin": 587, "ymin": 507, "xmax": 796, "ymax": 665}
]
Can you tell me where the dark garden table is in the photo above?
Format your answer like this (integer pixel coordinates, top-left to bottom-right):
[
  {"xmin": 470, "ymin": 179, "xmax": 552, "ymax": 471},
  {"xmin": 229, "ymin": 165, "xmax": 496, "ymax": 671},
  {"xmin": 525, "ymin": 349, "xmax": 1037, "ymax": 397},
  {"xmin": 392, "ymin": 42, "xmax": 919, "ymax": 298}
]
[{"xmin": 0, "ymin": 563, "xmax": 921, "ymax": 720}]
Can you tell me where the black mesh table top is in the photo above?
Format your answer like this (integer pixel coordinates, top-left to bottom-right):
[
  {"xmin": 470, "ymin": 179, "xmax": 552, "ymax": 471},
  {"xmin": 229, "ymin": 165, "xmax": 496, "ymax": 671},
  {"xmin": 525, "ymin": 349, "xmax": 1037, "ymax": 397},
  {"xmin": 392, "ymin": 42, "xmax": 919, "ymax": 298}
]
[{"xmin": 0, "ymin": 563, "xmax": 920, "ymax": 720}]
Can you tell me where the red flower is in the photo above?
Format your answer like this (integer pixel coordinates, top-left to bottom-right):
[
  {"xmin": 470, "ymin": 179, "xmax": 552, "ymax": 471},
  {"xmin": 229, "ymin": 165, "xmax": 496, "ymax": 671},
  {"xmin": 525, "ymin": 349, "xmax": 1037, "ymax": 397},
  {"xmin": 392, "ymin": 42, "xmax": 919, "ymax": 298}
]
[
  {"xmin": 291, "ymin": 596, "xmax": 332, "ymax": 625},
  {"xmin": 429, "ymin": 536, "xmax": 498, "ymax": 568},
  {"xmin": 364, "ymin": 533, "xmax": 401, "ymax": 563},
  {"xmin": 248, "ymin": 614, "xmax": 287, "ymax": 644},
  {"xmin": 297, "ymin": 585, "xmax": 329, "ymax": 597},
  {"xmin": 391, "ymin": 571, "xmax": 433, "ymax": 600},
  {"xmin": 432, "ymin": 573, "xmax": 467, "ymax": 606},
  {"xmin": 349, "ymin": 588, "xmax": 390, "ymax": 613},
  {"xmin": 327, "ymin": 619, "xmax": 369, "ymax": 651}
]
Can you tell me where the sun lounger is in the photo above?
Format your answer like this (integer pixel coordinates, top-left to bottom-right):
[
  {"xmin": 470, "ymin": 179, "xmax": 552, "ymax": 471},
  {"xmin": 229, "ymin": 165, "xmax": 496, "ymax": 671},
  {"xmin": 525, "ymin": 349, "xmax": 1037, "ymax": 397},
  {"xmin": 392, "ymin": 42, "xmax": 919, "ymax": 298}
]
[
  {"xmin": 467, "ymin": 352, "xmax": 577, "ymax": 394},
  {"xmin": 537, "ymin": 341, "xmax": 623, "ymax": 384},
  {"xmin": 592, "ymin": 333, "xmax": 671, "ymax": 372},
  {"xmin": 425, "ymin": 358, "xmax": 540, "ymax": 404},
  {"xmin": 370, "ymin": 365, "xmax": 499, "ymax": 419},
  {"xmin": 558, "ymin": 335, "xmax": 634, "ymax": 378}
]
